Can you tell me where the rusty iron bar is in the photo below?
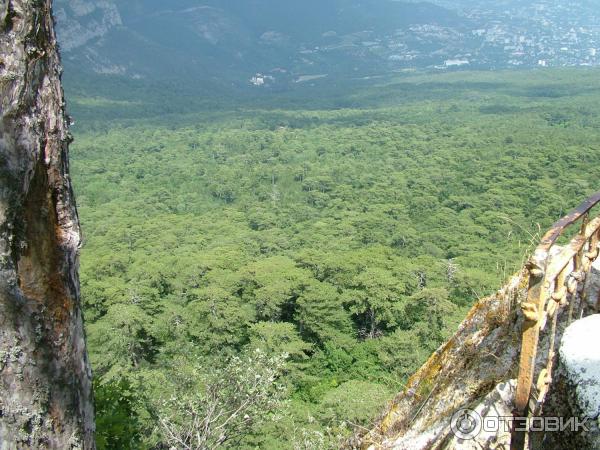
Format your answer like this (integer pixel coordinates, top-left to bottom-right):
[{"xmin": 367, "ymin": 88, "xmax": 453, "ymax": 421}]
[
  {"xmin": 538, "ymin": 192, "xmax": 600, "ymax": 252},
  {"xmin": 512, "ymin": 192, "xmax": 600, "ymax": 450},
  {"xmin": 545, "ymin": 219, "xmax": 600, "ymax": 284}
]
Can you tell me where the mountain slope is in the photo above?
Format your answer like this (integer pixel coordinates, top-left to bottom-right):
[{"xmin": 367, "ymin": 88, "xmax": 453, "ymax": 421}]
[
  {"xmin": 54, "ymin": 0, "xmax": 600, "ymax": 97},
  {"xmin": 53, "ymin": 0, "xmax": 470, "ymax": 88}
]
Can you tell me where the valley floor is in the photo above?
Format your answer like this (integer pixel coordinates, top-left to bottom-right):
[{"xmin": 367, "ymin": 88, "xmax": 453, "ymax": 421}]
[{"xmin": 66, "ymin": 68, "xmax": 600, "ymax": 449}]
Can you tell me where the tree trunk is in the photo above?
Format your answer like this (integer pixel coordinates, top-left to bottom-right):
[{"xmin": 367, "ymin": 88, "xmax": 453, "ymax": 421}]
[{"xmin": 0, "ymin": 0, "xmax": 95, "ymax": 448}]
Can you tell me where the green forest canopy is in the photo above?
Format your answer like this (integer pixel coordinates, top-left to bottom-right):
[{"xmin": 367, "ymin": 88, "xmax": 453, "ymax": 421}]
[{"xmin": 67, "ymin": 68, "xmax": 600, "ymax": 449}]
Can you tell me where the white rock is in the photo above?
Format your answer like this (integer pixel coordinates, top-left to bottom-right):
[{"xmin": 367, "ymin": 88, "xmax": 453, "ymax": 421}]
[
  {"xmin": 560, "ymin": 315, "xmax": 600, "ymax": 419},
  {"xmin": 387, "ymin": 381, "xmax": 516, "ymax": 450}
]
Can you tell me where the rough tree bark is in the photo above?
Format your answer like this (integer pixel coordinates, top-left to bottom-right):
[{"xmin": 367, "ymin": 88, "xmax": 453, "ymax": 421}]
[{"xmin": 0, "ymin": 0, "xmax": 95, "ymax": 448}]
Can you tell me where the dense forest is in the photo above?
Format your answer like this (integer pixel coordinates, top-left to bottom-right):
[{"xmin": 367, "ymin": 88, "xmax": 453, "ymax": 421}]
[{"xmin": 65, "ymin": 68, "xmax": 600, "ymax": 449}]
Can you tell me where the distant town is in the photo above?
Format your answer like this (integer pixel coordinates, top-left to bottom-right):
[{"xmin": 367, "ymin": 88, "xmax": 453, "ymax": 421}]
[{"xmin": 251, "ymin": 1, "xmax": 600, "ymax": 86}]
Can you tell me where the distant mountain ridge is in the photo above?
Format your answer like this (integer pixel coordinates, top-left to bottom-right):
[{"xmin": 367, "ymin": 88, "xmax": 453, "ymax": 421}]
[
  {"xmin": 53, "ymin": 0, "xmax": 470, "ymax": 88},
  {"xmin": 54, "ymin": 0, "xmax": 600, "ymax": 93}
]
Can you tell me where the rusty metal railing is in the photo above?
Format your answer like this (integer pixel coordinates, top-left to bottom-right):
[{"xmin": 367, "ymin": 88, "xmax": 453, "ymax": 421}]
[{"xmin": 511, "ymin": 192, "xmax": 600, "ymax": 449}]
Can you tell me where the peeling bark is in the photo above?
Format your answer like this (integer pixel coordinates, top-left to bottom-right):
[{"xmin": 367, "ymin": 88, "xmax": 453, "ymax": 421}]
[{"xmin": 0, "ymin": 0, "xmax": 95, "ymax": 448}]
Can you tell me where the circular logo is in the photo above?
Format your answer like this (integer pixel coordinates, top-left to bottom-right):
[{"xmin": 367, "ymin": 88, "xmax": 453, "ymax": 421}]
[{"xmin": 450, "ymin": 408, "xmax": 482, "ymax": 440}]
